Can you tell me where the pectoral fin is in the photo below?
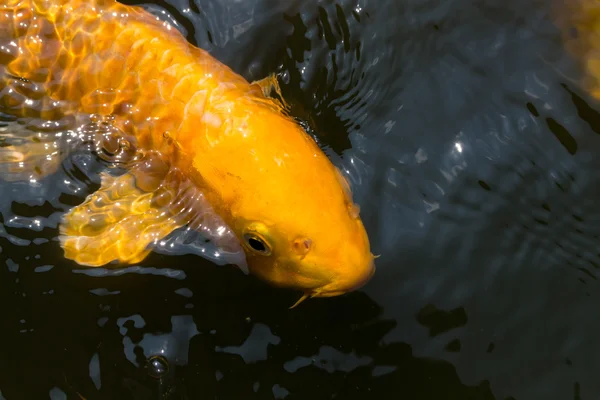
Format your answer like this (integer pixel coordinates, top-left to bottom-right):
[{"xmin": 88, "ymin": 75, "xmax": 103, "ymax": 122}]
[
  {"xmin": 0, "ymin": 113, "xmax": 136, "ymax": 183},
  {"xmin": 0, "ymin": 119, "xmax": 73, "ymax": 182},
  {"xmin": 59, "ymin": 151, "xmax": 180, "ymax": 266},
  {"xmin": 59, "ymin": 151, "xmax": 247, "ymax": 269}
]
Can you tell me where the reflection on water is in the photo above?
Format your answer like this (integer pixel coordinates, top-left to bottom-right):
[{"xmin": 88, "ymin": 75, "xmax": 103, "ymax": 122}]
[{"xmin": 2, "ymin": 0, "xmax": 600, "ymax": 398}]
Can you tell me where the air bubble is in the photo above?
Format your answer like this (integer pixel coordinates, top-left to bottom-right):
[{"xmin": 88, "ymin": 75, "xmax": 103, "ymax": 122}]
[{"xmin": 147, "ymin": 355, "xmax": 169, "ymax": 379}]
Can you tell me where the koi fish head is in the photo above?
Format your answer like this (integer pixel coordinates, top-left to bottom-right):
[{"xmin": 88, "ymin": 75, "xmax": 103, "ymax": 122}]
[
  {"xmin": 192, "ymin": 98, "xmax": 375, "ymax": 303},
  {"xmin": 236, "ymin": 196, "xmax": 376, "ymax": 303}
]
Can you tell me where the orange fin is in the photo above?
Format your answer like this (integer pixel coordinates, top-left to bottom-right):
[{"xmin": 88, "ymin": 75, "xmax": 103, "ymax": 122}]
[
  {"xmin": 0, "ymin": 119, "xmax": 73, "ymax": 182},
  {"xmin": 0, "ymin": 113, "xmax": 136, "ymax": 183},
  {"xmin": 0, "ymin": 71, "xmax": 75, "ymax": 181},
  {"xmin": 59, "ymin": 152, "xmax": 181, "ymax": 266},
  {"xmin": 59, "ymin": 151, "xmax": 247, "ymax": 270},
  {"xmin": 153, "ymin": 225, "xmax": 248, "ymax": 273},
  {"xmin": 250, "ymin": 73, "xmax": 290, "ymax": 112}
]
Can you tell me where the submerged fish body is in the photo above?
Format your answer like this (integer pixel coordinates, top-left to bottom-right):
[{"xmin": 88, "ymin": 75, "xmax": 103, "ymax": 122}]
[
  {"xmin": 0, "ymin": 0, "xmax": 375, "ymax": 300},
  {"xmin": 553, "ymin": 0, "xmax": 600, "ymax": 99}
]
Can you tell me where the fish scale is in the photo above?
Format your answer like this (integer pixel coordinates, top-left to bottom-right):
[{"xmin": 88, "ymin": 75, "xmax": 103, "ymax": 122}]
[{"xmin": 0, "ymin": 0, "xmax": 375, "ymax": 304}]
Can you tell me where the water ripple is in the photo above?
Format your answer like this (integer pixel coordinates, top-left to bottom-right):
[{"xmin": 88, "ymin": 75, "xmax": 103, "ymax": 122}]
[{"xmin": 2, "ymin": 0, "xmax": 600, "ymax": 399}]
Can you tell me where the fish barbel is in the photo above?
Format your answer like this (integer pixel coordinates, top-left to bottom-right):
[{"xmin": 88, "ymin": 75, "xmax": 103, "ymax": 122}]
[{"xmin": 0, "ymin": 0, "xmax": 375, "ymax": 303}]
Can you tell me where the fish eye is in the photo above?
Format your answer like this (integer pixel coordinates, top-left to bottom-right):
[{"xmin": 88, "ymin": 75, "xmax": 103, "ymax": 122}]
[{"xmin": 243, "ymin": 233, "xmax": 271, "ymax": 255}]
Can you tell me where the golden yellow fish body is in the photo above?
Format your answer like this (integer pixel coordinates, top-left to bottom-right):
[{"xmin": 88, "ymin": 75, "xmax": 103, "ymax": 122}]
[{"xmin": 0, "ymin": 0, "xmax": 375, "ymax": 301}]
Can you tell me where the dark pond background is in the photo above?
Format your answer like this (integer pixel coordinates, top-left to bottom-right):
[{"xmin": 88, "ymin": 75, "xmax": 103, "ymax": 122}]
[{"xmin": 2, "ymin": 0, "xmax": 600, "ymax": 398}]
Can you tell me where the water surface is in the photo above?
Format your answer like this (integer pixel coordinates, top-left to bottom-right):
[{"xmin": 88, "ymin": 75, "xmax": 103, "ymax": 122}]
[{"xmin": 2, "ymin": 0, "xmax": 600, "ymax": 398}]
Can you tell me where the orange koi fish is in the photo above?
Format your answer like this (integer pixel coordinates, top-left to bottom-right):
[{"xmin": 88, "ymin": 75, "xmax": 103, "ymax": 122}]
[
  {"xmin": 553, "ymin": 0, "xmax": 600, "ymax": 99},
  {"xmin": 0, "ymin": 0, "xmax": 375, "ymax": 304}
]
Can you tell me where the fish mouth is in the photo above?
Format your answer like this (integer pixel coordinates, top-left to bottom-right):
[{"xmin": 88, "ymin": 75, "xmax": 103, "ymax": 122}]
[{"xmin": 288, "ymin": 256, "xmax": 376, "ymax": 309}]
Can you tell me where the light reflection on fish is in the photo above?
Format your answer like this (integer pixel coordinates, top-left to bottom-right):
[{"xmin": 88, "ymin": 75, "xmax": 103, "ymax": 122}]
[{"xmin": 0, "ymin": 0, "xmax": 375, "ymax": 305}]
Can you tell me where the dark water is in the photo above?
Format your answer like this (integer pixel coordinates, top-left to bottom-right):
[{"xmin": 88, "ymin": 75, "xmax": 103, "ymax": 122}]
[{"xmin": 2, "ymin": 0, "xmax": 600, "ymax": 398}]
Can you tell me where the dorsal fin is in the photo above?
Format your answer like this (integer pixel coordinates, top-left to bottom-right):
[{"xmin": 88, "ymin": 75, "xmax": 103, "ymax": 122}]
[{"xmin": 250, "ymin": 73, "xmax": 290, "ymax": 112}]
